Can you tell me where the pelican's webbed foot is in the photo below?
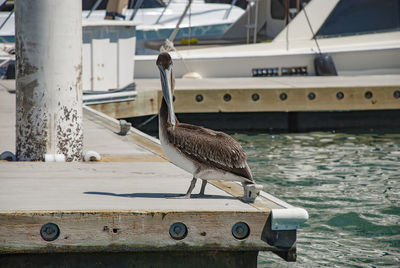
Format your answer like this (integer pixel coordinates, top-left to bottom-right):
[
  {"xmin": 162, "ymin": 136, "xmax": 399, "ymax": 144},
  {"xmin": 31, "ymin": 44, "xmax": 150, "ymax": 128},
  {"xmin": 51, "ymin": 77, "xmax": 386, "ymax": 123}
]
[
  {"xmin": 178, "ymin": 177, "xmax": 197, "ymax": 199},
  {"xmin": 166, "ymin": 177, "xmax": 197, "ymax": 199}
]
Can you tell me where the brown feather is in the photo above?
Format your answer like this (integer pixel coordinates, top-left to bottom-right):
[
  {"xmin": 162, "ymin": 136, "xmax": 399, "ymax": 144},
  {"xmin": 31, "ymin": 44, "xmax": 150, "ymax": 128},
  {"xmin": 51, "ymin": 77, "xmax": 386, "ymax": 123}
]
[{"xmin": 166, "ymin": 122, "xmax": 254, "ymax": 182}]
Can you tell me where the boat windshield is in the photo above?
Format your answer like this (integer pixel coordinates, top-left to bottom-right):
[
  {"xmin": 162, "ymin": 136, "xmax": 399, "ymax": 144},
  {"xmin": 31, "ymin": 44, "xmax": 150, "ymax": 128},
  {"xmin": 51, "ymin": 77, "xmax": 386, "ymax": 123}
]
[{"xmin": 316, "ymin": 0, "xmax": 400, "ymax": 38}]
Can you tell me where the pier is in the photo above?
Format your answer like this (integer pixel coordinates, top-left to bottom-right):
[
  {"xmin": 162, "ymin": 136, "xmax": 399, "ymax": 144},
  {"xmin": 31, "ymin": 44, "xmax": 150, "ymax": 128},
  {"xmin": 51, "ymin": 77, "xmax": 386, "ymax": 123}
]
[
  {"xmin": 0, "ymin": 80, "xmax": 308, "ymax": 266},
  {"xmin": 2, "ymin": 1, "xmax": 399, "ymax": 266},
  {"xmin": 89, "ymin": 75, "xmax": 400, "ymax": 132}
]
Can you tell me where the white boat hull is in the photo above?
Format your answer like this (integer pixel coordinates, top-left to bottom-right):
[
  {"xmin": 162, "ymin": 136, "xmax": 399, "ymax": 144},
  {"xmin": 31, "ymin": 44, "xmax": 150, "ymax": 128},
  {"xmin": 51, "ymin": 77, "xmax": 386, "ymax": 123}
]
[
  {"xmin": 134, "ymin": 0, "xmax": 400, "ymax": 78},
  {"xmin": 134, "ymin": 31, "xmax": 400, "ymax": 78}
]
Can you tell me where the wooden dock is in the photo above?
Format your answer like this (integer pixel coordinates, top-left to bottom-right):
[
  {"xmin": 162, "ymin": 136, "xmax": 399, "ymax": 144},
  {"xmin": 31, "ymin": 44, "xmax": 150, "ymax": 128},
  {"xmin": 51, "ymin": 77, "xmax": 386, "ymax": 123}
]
[
  {"xmin": 89, "ymin": 75, "xmax": 400, "ymax": 132},
  {"xmin": 0, "ymin": 80, "xmax": 307, "ymax": 266}
]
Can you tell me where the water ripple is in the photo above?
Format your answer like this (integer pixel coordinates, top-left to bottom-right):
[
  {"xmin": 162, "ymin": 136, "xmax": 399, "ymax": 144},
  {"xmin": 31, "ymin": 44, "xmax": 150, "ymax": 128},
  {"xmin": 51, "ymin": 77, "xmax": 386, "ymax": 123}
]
[{"xmin": 234, "ymin": 131, "xmax": 400, "ymax": 267}]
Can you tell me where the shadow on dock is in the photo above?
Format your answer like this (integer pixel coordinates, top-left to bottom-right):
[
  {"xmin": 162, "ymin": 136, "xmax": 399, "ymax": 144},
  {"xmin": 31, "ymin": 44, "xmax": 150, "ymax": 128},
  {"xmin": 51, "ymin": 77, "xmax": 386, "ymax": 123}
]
[{"xmin": 84, "ymin": 191, "xmax": 237, "ymax": 200}]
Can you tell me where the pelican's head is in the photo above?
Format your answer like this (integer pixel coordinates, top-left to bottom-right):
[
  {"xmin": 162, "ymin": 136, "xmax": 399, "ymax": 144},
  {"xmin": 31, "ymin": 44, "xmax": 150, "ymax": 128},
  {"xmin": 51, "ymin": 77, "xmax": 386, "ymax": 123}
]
[{"xmin": 157, "ymin": 52, "xmax": 176, "ymax": 126}]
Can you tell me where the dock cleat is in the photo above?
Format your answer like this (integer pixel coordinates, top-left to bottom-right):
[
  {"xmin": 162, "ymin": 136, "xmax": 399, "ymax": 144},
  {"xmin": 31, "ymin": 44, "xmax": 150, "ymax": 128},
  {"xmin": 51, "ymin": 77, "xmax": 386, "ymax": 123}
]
[{"xmin": 243, "ymin": 183, "xmax": 263, "ymax": 203}]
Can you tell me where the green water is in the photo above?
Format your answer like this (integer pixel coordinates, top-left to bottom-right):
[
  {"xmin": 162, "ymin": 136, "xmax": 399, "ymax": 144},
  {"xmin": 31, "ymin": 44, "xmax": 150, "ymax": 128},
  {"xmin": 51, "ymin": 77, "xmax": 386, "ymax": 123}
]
[{"xmin": 232, "ymin": 132, "xmax": 400, "ymax": 267}]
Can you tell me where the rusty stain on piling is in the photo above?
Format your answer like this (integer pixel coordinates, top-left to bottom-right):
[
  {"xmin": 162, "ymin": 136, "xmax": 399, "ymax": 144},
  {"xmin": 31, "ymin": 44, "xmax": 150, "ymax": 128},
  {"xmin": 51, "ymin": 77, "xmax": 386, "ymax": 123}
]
[{"xmin": 57, "ymin": 106, "xmax": 83, "ymax": 162}]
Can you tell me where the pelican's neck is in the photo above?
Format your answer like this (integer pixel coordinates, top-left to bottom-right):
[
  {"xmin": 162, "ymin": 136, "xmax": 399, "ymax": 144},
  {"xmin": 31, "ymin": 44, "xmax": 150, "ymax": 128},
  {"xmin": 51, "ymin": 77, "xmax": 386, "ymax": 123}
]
[
  {"xmin": 159, "ymin": 97, "xmax": 168, "ymax": 127},
  {"xmin": 159, "ymin": 97, "xmax": 175, "ymax": 135}
]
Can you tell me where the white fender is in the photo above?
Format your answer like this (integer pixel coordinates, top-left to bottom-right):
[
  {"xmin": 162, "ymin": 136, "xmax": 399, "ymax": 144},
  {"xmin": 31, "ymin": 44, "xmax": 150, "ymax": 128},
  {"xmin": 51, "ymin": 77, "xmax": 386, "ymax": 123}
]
[{"xmin": 271, "ymin": 207, "xmax": 309, "ymax": 230}]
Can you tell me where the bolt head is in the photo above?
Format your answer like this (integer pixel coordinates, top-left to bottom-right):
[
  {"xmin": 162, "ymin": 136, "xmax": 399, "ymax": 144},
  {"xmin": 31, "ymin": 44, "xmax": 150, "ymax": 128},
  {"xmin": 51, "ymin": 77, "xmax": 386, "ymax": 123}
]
[
  {"xmin": 232, "ymin": 222, "xmax": 250, "ymax": 240},
  {"xmin": 169, "ymin": 222, "xmax": 187, "ymax": 240},
  {"xmin": 223, "ymin": 93, "xmax": 232, "ymax": 102},
  {"xmin": 365, "ymin": 91, "xmax": 373, "ymax": 99},
  {"xmin": 195, "ymin": 94, "xmax": 203, "ymax": 102},
  {"xmin": 252, "ymin": 93, "xmax": 260, "ymax": 101},
  {"xmin": 279, "ymin": 93, "xmax": 287, "ymax": 101},
  {"xmin": 40, "ymin": 223, "xmax": 60, "ymax": 241}
]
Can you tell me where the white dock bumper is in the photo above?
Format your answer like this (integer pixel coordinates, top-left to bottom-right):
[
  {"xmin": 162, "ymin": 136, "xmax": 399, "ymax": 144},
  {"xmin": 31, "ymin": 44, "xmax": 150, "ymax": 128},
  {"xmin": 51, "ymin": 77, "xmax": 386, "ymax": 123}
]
[{"xmin": 271, "ymin": 208, "xmax": 309, "ymax": 230}]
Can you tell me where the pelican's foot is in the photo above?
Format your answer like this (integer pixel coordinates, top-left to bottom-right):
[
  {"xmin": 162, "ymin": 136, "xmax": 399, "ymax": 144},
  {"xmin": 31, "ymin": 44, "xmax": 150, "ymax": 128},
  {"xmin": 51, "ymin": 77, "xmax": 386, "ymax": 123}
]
[
  {"xmin": 168, "ymin": 178, "xmax": 197, "ymax": 199},
  {"xmin": 242, "ymin": 184, "xmax": 263, "ymax": 203},
  {"xmin": 199, "ymin": 179, "xmax": 207, "ymax": 196}
]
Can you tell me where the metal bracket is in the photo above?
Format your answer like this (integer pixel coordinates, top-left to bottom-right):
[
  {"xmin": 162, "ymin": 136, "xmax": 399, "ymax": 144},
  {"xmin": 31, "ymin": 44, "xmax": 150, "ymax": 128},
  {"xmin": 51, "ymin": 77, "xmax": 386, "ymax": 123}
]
[
  {"xmin": 118, "ymin": 119, "xmax": 132, "ymax": 136},
  {"xmin": 243, "ymin": 183, "xmax": 263, "ymax": 203}
]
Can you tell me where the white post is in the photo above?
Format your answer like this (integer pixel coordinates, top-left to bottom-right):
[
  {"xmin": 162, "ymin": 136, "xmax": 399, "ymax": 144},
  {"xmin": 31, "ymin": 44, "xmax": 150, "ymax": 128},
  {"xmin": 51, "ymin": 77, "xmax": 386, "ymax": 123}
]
[{"xmin": 15, "ymin": 0, "xmax": 83, "ymax": 161}]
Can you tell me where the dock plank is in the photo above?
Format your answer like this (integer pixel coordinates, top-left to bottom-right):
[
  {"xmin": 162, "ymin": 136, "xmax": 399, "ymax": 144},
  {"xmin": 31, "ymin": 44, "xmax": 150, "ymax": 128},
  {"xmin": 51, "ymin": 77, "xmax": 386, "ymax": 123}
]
[
  {"xmin": 0, "ymin": 162, "xmax": 255, "ymax": 212},
  {"xmin": 0, "ymin": 210, "xmax": 273, "ymax": 254}
]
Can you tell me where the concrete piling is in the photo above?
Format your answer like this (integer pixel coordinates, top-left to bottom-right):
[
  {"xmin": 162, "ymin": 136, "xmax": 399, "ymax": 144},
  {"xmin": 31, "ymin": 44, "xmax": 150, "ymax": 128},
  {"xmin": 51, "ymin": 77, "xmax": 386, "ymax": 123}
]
[{"xmin": 15, "ymin": 0, "xmax": 83, "ymax": 161}]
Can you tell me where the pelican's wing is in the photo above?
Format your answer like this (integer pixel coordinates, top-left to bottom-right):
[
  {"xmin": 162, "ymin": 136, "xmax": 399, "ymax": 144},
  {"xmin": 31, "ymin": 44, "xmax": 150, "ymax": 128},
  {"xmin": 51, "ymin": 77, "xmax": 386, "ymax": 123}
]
[{"xmin": 167, "ymin": 123, "xmax": 253, "ymax": 181}]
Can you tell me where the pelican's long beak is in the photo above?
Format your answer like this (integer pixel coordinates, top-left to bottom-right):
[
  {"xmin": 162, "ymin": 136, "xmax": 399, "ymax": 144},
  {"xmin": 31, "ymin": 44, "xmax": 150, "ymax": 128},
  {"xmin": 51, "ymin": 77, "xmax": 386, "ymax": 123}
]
[{"xmin": 158, "ymin": 64, "xmax": 176, "ymax": 126}]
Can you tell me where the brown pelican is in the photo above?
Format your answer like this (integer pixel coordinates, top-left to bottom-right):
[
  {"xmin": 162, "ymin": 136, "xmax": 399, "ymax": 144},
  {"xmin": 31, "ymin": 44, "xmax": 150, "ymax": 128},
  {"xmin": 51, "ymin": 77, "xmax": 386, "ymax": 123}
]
[{"xmin": 157, "ymin": 52, "xmax": 262, "ymax": 202}]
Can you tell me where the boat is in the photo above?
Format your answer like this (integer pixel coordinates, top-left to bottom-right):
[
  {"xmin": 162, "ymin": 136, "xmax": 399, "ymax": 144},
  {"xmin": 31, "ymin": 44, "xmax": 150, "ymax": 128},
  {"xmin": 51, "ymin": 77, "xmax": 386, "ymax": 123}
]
[
  {"xmin": 134, "ymin": 0, "xmax": 400, "ymax": 78},
  {"xmin": 0, "ymin": 0, "xmax": 246, "ymax": 54}
]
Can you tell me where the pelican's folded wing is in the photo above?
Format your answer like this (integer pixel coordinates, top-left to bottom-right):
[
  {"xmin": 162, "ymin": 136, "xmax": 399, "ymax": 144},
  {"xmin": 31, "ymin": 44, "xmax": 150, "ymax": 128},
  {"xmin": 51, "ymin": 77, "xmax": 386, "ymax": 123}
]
[{"xmin": 167, "ymin": 123, "xmax": 253, "ymax": 181}]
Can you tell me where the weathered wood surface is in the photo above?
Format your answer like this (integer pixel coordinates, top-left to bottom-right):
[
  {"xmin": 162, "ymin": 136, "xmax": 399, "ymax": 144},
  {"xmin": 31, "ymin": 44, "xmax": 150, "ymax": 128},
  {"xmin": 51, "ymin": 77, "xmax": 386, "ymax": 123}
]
[
  {"xmin": 89, "ymin": 75, "xmax": 400, "ymax": 118},
  {"xmin": 0, "ymin": 210, "xmax": 274, "ymax": 254}
]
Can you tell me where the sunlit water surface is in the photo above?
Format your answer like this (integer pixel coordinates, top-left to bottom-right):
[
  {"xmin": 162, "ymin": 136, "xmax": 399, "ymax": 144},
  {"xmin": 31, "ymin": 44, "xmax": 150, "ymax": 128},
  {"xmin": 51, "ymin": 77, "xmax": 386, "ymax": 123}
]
[{"xmin": 232, "ymin": 132, "xmax": 400, "ymax": 267}]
